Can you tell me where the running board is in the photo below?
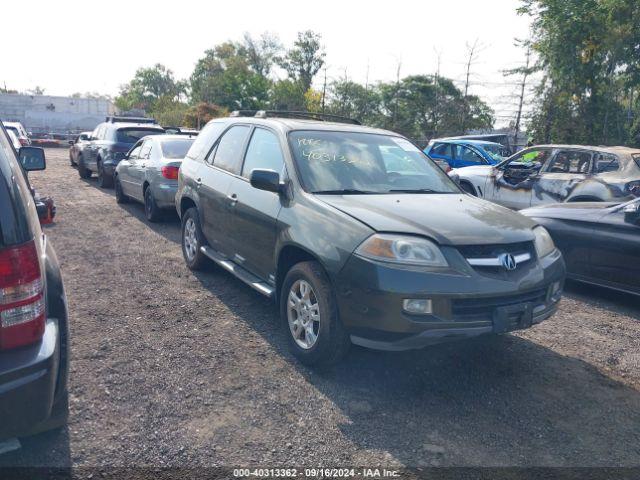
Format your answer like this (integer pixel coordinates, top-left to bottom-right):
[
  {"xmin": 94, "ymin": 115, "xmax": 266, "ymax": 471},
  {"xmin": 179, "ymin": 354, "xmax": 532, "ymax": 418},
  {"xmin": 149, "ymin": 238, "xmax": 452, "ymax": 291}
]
[{"xmin": 200, "ymin": 246, "xmax": 275, "ymax": 298}]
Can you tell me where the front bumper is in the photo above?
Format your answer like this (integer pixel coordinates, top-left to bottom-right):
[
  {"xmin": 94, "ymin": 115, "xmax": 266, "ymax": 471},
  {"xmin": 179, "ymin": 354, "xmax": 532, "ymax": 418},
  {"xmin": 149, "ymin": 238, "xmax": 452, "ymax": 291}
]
[
  {"xmin": 0, "ymin": 319, "xmax": 60, "ymax": 440},
  {"xmin": 335, "ymin": 248, "xmax": 565, "ymax": 351}
]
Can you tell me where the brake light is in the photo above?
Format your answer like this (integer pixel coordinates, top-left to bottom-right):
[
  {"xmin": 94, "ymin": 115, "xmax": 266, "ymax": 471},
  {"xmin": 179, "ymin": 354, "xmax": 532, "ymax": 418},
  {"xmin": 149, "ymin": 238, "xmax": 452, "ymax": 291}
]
[
  {"xmin": 0, "ymin": 240, "xmax": 45, "ymax": 350},
  {"xmin": 161, "ymin": 166, "xmax": 179, "ymax": 180}
]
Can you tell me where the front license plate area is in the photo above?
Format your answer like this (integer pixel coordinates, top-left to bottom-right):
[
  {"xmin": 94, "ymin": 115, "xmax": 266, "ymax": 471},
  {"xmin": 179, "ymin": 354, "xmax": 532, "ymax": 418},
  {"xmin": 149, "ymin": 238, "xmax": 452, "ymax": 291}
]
[{"xmin": 493, "ymin": 303, "xmax": 533, "ymax": 333}]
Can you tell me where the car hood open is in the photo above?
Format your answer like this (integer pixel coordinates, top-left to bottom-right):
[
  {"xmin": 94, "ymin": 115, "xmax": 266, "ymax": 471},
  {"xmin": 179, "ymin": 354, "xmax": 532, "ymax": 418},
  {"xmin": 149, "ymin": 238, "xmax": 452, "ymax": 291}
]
[{"xmin": 317, "ymin": 193, "xmax": 536, "ymax": 245}]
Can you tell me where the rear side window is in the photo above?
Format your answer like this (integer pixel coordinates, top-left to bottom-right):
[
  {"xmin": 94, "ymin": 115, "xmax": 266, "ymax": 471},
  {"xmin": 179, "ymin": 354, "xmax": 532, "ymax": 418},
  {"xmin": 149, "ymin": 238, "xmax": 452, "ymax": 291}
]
[
  {"xmin": 241, "ymin": 128, "xmax": 284, "ymax": 178},
  {"xmin": 211, "ymin": 126, "xmax": 251, "ymax": 174},
  {"xmin": 186, "ymin": 121, "xmax": 227, "ymax": 161},
  {"xmin": 431, "ymin": 143, "xmax": 452, "ymax": 157},
  {"xmin": 116, "ymin": 128, "xmax": 164, "ymax": 144},
  {"xmin": 454, "ymin": 145, "xmax": 486, "ymax": 164},
  {"xmin": 593, "ymin": 153, "xmax": 620, "ymax": 173}
]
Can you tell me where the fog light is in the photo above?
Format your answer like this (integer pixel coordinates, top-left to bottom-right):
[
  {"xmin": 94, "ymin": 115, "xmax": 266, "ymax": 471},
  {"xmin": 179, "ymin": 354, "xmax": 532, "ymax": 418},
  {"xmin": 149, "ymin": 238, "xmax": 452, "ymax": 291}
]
[{"xmin": 403, "ymin": 298, "xmax": 432, "ymax": 315}]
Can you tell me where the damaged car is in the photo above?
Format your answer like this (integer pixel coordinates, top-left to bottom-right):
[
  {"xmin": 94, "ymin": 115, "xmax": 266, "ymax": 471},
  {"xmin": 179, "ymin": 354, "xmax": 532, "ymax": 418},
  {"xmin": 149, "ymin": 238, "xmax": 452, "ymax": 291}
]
[
  {"xmin": 176, "ymin": 111, "xmax": 566, "ymax": 365},
  {"xmin": 451, "ymin": 145, "xmax": 640, "ymax": 209}
]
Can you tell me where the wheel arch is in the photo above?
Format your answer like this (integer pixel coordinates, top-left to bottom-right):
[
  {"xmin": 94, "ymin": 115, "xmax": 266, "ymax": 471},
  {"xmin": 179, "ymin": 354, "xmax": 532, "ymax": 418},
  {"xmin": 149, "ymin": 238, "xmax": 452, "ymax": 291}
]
[{"xmin": 276, "ymin": 244, "xmax": 328, "ymax": 304}]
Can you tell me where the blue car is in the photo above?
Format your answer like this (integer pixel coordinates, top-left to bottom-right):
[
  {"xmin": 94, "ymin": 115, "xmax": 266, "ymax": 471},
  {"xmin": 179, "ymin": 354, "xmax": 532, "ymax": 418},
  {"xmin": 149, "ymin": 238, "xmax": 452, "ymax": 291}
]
[{"xmin": 424, "ymin": 138, "xmax": 510, "ymax": 169}]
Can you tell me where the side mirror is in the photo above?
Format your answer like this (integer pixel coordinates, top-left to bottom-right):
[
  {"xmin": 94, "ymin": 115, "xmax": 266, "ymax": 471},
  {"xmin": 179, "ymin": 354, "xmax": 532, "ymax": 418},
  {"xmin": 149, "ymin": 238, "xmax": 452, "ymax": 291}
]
[
  {"xmin": 250, "ymin": 169, "xmax": 282, "ymax": 193},
  {"xmin": 19, "ymin": 147, "xmax": 46, "ymax": 171},
  {"xmin": 623, "ymin": 202, "xmax": 640, "ymax": 225}
]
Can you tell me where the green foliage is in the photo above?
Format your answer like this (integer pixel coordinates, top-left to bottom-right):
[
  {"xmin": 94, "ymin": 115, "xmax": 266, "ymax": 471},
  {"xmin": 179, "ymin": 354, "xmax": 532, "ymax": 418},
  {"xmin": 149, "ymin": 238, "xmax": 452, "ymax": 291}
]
[
  {"xmin": 115, "ymin": 64, "xmax": 184, "ymax": 112},
  {"xmin": 521, "ymin": 0, "xmax": 640, "ymax": 145},
  {"xmin": 183, "ymin": 103, "xmax": 228, "ymax": 129},
  {"xmin": 279, "ymin": 31, "xmax": 326, "ymax": 91},
  {"xmin": 190, "ymin": 42, "xmax": 271, "ymax": 110}
]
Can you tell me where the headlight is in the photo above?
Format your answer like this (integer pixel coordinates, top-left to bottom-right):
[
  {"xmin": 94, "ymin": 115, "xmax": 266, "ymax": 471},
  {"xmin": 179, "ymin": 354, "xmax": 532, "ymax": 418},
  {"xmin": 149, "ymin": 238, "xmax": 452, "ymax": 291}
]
[
  {"xmin": 533, "ymin": 226, "xmax": 555, "ymax": 258},
  {"xmin": 355, "ymin": 234, "xmax": 448, "ymax": 267}
]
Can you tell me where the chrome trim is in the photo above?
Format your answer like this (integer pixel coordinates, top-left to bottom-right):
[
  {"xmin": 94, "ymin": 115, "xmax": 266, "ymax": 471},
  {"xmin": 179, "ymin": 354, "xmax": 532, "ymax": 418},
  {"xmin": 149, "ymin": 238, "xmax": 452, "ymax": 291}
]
[{"xmin": 467, "ymin": 252, "xmax": 531, "ymax": 267}]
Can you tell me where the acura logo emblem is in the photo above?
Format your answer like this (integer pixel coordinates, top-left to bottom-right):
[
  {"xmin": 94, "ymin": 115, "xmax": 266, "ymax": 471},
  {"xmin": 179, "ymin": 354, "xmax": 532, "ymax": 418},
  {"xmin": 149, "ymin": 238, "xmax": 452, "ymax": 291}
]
[{"xmin": 500, "ymin": 253, "xmax": 517, "ymax": 271}]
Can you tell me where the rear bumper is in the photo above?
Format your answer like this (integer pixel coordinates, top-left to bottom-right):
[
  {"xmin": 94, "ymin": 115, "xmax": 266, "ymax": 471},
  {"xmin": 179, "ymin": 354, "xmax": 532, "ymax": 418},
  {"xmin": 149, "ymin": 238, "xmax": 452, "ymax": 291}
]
[
  {"xmin": 0, "ymin": 319, "xmax": 60, "ymax": 440},
  {"xmin": 152, "ymin": 182, "xmax": 179, "ymax": 209}
]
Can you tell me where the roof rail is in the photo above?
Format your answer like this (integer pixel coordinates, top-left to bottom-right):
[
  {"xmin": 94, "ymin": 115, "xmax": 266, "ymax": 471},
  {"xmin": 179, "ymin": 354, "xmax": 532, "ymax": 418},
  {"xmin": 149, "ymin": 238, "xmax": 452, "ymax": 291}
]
[
  {"xmin": 229, "ymin": 110, "xmax": 361, "ymax": 125},
  {"xmin": 106, "ymin": 116, "xmax": 157, "ymax": 124}
]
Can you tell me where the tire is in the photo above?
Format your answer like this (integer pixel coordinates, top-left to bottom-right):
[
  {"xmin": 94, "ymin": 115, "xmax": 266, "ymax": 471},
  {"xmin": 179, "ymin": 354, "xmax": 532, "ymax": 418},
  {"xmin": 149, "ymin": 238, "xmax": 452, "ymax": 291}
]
[
  {"xmin": 144, "ymin": 187, "xmax": 162, "ymax": 222},
  {"xmin": 280, "ymin": 261, "xmax": 350, "ymax": 366},
  {"xmin": 114, "ymin": 176, "xmax": 129, "ymax": 204},
  {"xmin": 181, "ymin": 207, "xmax": 210, "ymax": 270},
  {"xmin": 97, "ymin": 161, "xmax": 113, "ymax": 188},
  {"xmin": 459, "ymin": 181, "xmax": 477, "ymax": 196},
  {"xmin": 77, "ymin": 156, "xmax": 91, "ymax": 179}
]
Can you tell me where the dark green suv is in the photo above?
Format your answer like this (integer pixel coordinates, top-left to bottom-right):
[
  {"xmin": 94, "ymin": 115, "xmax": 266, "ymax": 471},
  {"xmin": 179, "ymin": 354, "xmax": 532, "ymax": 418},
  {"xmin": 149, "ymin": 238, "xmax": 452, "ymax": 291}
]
[{"xmin": 176, "ymin": 111, "xmax": 565, "ymax": 365}]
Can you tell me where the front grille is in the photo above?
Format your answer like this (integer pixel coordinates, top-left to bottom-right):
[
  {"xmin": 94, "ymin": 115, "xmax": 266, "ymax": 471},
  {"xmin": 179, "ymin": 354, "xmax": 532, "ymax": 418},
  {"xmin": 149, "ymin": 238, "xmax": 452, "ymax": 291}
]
[
  {"xmin": 451, "ymin": 288, "xmax": 547, "ymax": 322},
  {"xmin": 457, "ymin": 241, "xmax": 535, "ymax": 259}
]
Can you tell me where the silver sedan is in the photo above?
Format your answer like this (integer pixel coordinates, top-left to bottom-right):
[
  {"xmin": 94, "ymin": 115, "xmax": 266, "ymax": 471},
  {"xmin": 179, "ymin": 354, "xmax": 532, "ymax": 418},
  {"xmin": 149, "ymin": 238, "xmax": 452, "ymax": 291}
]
[{"xmin": 114, "ymin": 134, "xmax": 196, "ymax": 221}]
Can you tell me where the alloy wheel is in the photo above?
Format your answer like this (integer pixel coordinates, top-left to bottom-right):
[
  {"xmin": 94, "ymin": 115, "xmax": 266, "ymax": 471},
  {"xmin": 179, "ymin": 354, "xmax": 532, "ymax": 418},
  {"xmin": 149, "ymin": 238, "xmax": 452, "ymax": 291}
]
[
  {"xmin": 287, "ymin": 280, "xmax": 320, "ymax": 349},
  {"xmin": 183, "ymin": 217, "xmax": 198, "ymax": 261}
]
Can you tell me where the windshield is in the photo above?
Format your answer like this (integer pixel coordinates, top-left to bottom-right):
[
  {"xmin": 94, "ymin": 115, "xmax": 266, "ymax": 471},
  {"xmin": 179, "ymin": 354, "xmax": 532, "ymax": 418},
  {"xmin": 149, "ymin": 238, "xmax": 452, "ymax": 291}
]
[
  {"xmin": 116, "ymin": 128, "xmax": 164, "ymax": 144},
  {"xmin": 160, "ymin": 138, "xmax": 195, "ymax": 159},
  {"xmin": 288, "ymin": 131, "xmax": 459, "ymax": 194},
  {"xmin": 481, "ymin": 144, "xmax": 509, "ymax": 160}
]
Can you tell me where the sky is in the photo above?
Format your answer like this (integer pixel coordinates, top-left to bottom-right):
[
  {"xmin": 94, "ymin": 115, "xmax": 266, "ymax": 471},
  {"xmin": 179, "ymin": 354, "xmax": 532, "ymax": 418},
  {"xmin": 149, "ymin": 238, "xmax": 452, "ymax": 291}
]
[{"xmin": 3, "ymin": 0, "xmax": 534, "ymax": 127}]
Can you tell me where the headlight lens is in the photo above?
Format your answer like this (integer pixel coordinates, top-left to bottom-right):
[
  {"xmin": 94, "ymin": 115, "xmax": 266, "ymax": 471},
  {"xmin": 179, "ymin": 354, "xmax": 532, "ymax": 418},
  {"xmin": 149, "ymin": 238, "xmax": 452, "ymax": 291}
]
[
  {"xmin": 533, "ymin": 226, "xmax": 555, "ymax": 258},
  {"xmin": 355, "ymin": 234, "xmax": 448, "ymax": 267}
]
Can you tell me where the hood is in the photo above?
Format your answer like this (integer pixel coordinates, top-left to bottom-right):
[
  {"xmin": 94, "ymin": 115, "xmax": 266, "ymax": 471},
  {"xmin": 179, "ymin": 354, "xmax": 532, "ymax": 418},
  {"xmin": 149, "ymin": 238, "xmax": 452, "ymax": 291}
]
[
  {"xmin": 450, "ymin": 165, "xmax": 493, "ymax": 176},
  {"xmin": 521, "ymin": 201, "xmax": 618, "ymax": 221},
  {"xmin": 316, "ymin": 193, "xmax": 536, "ymax": 245}
]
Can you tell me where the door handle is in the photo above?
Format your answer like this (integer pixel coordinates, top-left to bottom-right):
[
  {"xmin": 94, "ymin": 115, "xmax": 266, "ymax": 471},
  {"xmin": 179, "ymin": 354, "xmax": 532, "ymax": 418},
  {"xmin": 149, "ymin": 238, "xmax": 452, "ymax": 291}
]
[{"xmin": 227, "ymin": 193, "xmax": 238, "ymax": 206}]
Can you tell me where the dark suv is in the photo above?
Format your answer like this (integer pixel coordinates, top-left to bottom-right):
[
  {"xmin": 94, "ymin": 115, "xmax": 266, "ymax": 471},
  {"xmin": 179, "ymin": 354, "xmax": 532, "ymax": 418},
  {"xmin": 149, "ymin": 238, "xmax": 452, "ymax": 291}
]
[
  {"xmin": 176, "ymin": 111, "xmax": 566, "ymax": 365},
  {"xmin": 77, "ymin": 116, "xmax": 165, "ymax": 188},
  {"xmin": 0, "ymin": 124, "xmax": 69, "ymax": 442}
]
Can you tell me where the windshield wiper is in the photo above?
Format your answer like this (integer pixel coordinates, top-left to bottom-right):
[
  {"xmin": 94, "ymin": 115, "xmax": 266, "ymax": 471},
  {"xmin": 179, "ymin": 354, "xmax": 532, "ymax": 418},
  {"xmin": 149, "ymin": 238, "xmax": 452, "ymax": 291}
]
[
  {"xmin": 312, "ymin": 189, "xmax": 380, "ymax": 195},
  {"xmin": 387, "ymin": 188, "xmax": 440, "ymax": 194}
]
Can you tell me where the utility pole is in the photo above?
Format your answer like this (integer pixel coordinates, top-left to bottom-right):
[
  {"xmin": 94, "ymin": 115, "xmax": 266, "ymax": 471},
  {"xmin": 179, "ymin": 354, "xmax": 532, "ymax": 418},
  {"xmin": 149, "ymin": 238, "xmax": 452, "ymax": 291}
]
[
  {"xmin": 513, "ymin": 43, "xmax": 531, "ymax": 139},
  {"xmin": 321, "ymin": 67, "xmax": 327, "ymax": 114},
  {"xmin": 393, "ymin": 56, "xmax": 402, "ymax": 129}
]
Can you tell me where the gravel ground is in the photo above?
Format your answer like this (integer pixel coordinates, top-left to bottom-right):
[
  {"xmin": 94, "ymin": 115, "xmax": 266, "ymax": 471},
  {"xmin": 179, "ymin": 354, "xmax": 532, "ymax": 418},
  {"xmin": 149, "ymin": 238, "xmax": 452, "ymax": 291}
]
[{"xmin": 1, "ymin": 149, "xmax": 639, "ymax": 469}]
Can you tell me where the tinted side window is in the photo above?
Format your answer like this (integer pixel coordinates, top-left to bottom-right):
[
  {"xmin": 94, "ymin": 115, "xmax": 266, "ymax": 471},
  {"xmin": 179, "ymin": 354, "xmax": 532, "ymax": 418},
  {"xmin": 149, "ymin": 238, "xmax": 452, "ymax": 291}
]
[
  {"xmin": 140, "ymin": 140, "xmax": 153, "ymax": 159},
  {"xmin": 455, "ymin": 145, "xmax": 485, "ymax": 164},
  {"xmin": 212, "ymin": 126, "xmax": 251, "ymax": 174},
  {"xmin": 186, "ymin": 121, "xmax": 227, "ymax": 161},
  {"xmin": 593, "ymin": 153, "xmax": 620, "ymax": 173},
  {"xmin": 431, "ymin": 143, "xmax": 452, "ymax": 156},
  {"xmin": 241, "ymin": 128, "xmax": 285, "ymax": 178}
]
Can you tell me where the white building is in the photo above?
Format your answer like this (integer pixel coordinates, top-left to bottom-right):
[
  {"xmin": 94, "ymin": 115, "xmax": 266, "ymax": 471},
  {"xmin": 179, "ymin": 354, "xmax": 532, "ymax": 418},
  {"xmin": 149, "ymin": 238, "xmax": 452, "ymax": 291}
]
[{"xmin": 0, "ymin": 93, "xmax": 116, "ymax": 133}]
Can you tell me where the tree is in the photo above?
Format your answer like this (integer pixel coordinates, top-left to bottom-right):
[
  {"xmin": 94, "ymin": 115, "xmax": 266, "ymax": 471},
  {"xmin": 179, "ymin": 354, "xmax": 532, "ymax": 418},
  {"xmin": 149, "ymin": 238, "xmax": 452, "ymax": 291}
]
[
  {"xmin": 115, "ymin": 64, "xmax": 184, "ymax": 112},
  {"xmin": 190, "ymin": 42, "xmax": 271, "ymax": 110},
  {"xmin": 279, "ymin": 31, "xmax": 325, "ymax": 91},
  {"xmin": 242, "ymin": 32, "xmax": 282, "ymax": 77},
  {"xmin": 519, "ymin": 0, "xmax": 640, "ymax": 145},
  {"xmin": 183, "ymin": 103, "xmax": 227, "ymax": 129}
]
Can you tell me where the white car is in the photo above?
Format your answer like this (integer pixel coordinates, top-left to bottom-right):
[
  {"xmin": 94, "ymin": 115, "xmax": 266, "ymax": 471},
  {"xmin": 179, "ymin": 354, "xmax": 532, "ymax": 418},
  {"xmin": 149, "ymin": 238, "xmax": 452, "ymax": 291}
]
[
  {"xmin": 5, "ymin": 128, "xmax": 22, "ymax": 150},
  {"xmin": 450, "ymin": 144, "xmax": 640, "ymax": 210},
  {"xmin": 2, "ymin": 121, "xmax": 30, "ymax": 146}
]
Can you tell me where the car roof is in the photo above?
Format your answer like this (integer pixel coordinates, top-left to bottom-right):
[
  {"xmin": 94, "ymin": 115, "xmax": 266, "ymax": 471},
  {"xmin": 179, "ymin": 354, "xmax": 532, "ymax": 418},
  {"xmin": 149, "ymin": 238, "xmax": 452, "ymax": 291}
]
[
  {"xmin": 107, "ymin": 122, "xmax": 164, "ymax": 130},
  {"xmin": 152, "ymin": 134, "xmax": 196, "ymax": 142},
  {"xmin": 2, "ymin": 121, "xmax": 23, "ymax": 127},
  {"xmin": 532, "ymin": 144, "xmax": 640, "ymax": 155},
  {"xmin": 223, "ymin": 116, "xmax": 399, "ymax": 137},
  {"xmin": 433, "ymin": 138, "xmax": 503, "ymax": 147}
]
